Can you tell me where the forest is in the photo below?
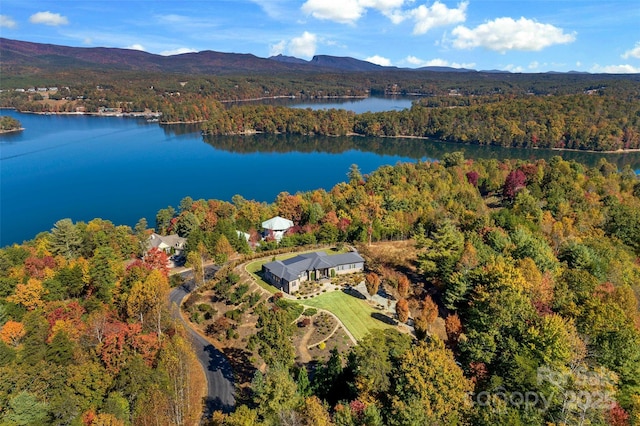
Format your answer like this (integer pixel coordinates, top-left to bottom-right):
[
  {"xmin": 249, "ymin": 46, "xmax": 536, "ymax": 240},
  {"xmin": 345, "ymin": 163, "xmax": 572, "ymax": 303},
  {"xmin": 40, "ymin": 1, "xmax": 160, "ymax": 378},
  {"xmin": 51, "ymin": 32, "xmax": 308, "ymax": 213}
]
[
  {"xmin": 200, "ymin": 94, "xmax": 640, "ymax": 152},
  {"xmin": 2, "ymin": 70, "xmax": 639, "ymax": 152},
  {"xmin": 0, "ymin": 116, "xmax": 21, "ymax": 132},
  {"xmin": 0, "ymin": 218, "xmax": 205, "ymax": 425},
  {"xmin": 1, "ymin": 155, "xmax": 639, "ymax": 425}
]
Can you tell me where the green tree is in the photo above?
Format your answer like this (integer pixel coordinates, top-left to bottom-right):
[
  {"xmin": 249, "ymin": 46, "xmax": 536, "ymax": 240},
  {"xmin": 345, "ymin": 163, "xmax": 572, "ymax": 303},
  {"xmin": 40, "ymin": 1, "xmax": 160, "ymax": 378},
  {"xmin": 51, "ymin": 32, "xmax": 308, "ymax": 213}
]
[
  {"xmin": 390, "ymin": 339, "xmax": 472, "ymax": 426},
  {"xmin": 313, "ymin": 348, "xmax": 349, "ymax": 405},
  {"xmin": 134, "ymin": 217, "xmax": 149, "ymax": 255},
  {"xmin": 155, "ymin": 206, "xmax": 175, "ymax": 235},
  {"xmin": 348, "ymin": 164, "xmax": 363, "ymax": 185},
  {"xmin": 255, "ymin": 307, "xmax": 295, "ymax": 370},
  {"xmin": 45, "ymin": 331, "xmax": 75, "ymax": 366},
  {"xmin": 252, "ymin": 364, "xmax": 302, "ymax": 425},
  {"xmin": 19, "ymin": 310, "xmax": 49, "ymax": 366},
  {"xmin": 349, "ymin": 329, "xmax": 411, "ymax": 403},
  {"xmin": 102, "ymin": 392, "xmax": 130, "ymax": 425},
  {"xmin": 224, "ymin": 405, "xmax": 259, "ymax": 426},
  {"xmin": 415, "ymin": 220, "xmax": 464, "ymax": 283},
  {"xmin": 5, "ymin": 391, "xmax": 48, "ymax": 426},
  {"xmin": 186, "ymin": 244, "xmax": 206, "ymax": 287},
  {"xmin": 89, "ymin": 246, "xmax": 118, "ymax": 302},
  {"xmin": 49, "ymin": 218, "xmax": 82, "ymax": 259}
]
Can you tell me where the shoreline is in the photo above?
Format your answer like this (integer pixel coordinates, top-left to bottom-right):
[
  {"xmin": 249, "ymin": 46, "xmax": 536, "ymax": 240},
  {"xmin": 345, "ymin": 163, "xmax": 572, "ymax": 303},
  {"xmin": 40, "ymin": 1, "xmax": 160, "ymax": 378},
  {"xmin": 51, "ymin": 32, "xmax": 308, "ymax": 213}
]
[
  {"xmin": 219, "ymin": 94, "xmax": 368, "ymax": 103},
  {"xmin": 24, "ymin": 110, "xmax": 163, "ymax": 119},
  {"xmin": 0, "ymin": 127, "xmax": 25, "ymax": 134},
  {"xmin": 202, "ymin": 129, "xmax": 640, "ymax": 155},
  {"xmin": 4, "ymin": 108, "xmax": 640, "ymax": 154}
]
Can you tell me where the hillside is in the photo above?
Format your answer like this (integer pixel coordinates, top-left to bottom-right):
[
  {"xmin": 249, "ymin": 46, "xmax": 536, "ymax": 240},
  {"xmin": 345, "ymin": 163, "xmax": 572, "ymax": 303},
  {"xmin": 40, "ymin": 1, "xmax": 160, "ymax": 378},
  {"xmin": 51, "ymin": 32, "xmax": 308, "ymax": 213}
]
[{"xmin": 0, "ymin": 38, "xmax": 390, "ymax": 75}]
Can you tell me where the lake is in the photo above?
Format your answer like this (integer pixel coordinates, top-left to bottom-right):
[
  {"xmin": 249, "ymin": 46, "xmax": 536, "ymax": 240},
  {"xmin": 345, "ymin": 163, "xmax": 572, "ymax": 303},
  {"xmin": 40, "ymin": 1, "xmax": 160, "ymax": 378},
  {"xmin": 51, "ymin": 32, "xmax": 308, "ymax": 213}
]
[{"xmin": 1, "ymin": 98, "xmax": 639, "ymax": 246}]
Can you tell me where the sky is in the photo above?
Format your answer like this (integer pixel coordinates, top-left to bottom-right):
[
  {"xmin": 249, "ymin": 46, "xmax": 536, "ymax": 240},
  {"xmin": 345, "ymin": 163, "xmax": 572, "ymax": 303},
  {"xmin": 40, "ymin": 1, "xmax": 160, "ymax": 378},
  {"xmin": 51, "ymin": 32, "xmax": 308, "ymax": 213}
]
[{"xmin": 0, "ymin": 0, "xmax": 639, "ymax": 73}]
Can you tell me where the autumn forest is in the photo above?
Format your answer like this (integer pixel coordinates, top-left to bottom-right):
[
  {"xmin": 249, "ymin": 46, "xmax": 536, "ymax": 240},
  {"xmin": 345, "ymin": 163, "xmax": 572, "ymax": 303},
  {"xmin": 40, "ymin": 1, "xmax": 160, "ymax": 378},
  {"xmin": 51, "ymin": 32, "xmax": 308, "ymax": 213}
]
[
  {"xmin": 1, "ymin": 153, "xmax": 640, "ymax": 425},
  {"xmin": 1, "ymin": 64, "xmax": 640, "ymax": 425}
]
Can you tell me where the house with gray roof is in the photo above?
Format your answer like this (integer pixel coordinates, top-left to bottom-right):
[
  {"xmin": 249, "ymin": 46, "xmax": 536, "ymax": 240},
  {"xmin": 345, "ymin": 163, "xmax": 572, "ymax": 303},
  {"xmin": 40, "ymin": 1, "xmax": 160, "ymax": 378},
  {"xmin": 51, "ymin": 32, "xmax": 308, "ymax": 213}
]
[
  {"xmin": 148, "ymin": 233, "xmax": 186, "ymax": 256},
  {"xmin": 262, "ymin": 251, "xmax": 365, "ymax": 293}
]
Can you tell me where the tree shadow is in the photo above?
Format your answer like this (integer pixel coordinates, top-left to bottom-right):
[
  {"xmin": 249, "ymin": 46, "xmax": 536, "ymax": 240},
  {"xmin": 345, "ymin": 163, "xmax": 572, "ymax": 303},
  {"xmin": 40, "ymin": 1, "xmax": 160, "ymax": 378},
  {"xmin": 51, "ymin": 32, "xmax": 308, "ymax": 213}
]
[
  {"xmin": 223, "ymin": 347, "xmax": 257, "ymax": 387},
  {"xmin": 371, "ymin": 312, "xmax": 397, "ymax": 326},
  {"xmin": 342, "ymin": 286, "xmax": 366, "ymax": 300}
]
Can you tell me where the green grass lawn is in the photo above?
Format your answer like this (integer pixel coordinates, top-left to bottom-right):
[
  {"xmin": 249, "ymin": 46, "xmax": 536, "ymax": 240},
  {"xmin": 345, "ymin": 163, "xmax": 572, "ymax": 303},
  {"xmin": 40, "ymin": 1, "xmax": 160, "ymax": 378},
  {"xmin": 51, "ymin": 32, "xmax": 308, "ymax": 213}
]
[{"xmin": 300, "ymin": 290, "xmax": 396, "ymax": 341}]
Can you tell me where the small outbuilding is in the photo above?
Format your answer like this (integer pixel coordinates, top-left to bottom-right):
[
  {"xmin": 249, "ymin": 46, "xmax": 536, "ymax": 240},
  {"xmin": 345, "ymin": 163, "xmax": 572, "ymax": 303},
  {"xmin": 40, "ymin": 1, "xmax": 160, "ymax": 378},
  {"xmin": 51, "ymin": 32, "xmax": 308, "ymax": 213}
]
[{"xmin": 261, "ymin": 216, "xmax": 294, "ymax": 241}]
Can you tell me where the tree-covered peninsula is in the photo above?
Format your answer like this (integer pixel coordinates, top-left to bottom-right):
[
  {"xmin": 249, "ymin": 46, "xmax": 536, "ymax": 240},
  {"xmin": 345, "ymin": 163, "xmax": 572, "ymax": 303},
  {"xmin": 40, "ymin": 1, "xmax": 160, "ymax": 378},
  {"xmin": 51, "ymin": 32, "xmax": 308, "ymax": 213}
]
[
  {"xmin": 201, "ymin": 94, "xmax": 640, "ymax": 152},
  {"xmin": 1, "ymin": 156, "xmax": 639, "ymax": 425},
  {"xmin": 0, "ymin": 116, "xmax": 22, "ymax": 133}
]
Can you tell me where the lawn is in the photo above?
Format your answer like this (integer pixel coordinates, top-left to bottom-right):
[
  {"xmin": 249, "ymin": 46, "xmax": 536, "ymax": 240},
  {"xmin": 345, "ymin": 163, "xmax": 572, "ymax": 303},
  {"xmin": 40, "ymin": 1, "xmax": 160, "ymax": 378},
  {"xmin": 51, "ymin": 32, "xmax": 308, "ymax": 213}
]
[{"xmin": 300, "ymin": 290, "xmax": 396, "ymax": 341}]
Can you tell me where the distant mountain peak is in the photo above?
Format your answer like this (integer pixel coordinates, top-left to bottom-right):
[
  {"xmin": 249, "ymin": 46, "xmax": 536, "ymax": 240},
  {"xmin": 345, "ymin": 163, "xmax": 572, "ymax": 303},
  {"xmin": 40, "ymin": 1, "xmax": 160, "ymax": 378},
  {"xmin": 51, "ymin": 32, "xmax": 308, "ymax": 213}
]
[
  {"xmin": 268, "ymin": 54, "xmax": 308, "ymax": 65},
  {"xmin": 310, "ymin": 55, "xmax": 387, "ymax": 71}
]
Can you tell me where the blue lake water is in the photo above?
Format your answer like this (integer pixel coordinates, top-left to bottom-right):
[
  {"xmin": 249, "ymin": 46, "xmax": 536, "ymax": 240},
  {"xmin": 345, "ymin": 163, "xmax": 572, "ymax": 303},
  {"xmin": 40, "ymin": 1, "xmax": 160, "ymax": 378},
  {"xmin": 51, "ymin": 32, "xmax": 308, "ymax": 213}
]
[{"xmin": 1, "ymin": 98, "xmax": 639, "ymax": 246}]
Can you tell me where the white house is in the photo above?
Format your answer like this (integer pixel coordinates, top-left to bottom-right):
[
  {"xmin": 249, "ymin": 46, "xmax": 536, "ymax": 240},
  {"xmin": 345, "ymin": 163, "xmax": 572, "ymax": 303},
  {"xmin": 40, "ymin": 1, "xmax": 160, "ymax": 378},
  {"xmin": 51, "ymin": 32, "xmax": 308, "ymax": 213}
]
[
  {"xmin": 262, "ymin": 251, "xmax": 365, "ymax": 293},
  {"xmin": 261, "ymin": 216, "xmax": 294, "ymax": 241}
]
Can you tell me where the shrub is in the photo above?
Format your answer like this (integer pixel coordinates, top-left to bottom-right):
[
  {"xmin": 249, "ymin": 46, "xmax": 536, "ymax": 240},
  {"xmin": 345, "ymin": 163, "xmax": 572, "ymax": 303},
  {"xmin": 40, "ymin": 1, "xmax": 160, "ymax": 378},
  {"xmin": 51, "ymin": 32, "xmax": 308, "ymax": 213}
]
[
  {"xmin": 190, "ymin": 311, "xmax": 202, "ymax": 324},
  {"xmin": 303, "ymin": 308, "xmax": 318, "ymax": 317},
  {"xmin": 226, "ymin": 328, "xmax": 238, "ymax": 340},
  {"xmin": 225, "ymin": 309, "xmax": 242, "ymax": 322},
  {"xmin": 318, "ymin": 342, "xmax": 326, "ymax": 350},
  {"xmin": 246, "ymin": 292, "xmax": 261, "ymax": 307}
]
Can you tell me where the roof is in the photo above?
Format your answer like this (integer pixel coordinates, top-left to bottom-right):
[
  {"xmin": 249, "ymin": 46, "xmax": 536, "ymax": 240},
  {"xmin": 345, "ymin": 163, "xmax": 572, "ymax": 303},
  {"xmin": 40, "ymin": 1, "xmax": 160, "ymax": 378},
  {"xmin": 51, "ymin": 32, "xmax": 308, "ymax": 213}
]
[
  {"xmin": 148, "ymin": 233, "xmax": 186, "ymax": 250},
  {"xmin": 264, "ymin": 251, "xmax": 364, "ymax": 282},
  {"xmin": 261, "ymin": 216, "xmax": 294, "ymax": 231}
]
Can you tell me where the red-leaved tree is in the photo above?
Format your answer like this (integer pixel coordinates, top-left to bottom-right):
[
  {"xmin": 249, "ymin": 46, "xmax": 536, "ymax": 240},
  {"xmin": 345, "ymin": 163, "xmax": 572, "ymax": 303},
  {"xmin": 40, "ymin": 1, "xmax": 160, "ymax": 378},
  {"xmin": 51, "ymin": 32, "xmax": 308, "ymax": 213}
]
[
  {"xmin": 143, "ymin": 247, "xmax": 170, "ymax": 277},
  {"xmin": 503, "ymin": 169, "xmax": 527, "ymax": 199}
]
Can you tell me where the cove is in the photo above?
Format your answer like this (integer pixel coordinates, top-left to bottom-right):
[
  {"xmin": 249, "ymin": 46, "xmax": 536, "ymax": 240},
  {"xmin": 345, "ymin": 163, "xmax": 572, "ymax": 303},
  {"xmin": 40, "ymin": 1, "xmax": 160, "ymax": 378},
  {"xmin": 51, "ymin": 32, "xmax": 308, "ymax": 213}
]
[{"xmin": 1, "ymin": 103, "xmax": 639, "ymax": 246}]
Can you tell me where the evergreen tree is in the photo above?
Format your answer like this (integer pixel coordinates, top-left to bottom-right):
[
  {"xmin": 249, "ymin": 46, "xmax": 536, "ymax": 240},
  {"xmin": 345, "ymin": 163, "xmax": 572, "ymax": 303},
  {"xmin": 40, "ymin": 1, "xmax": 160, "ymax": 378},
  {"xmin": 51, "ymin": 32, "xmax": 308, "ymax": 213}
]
[
  {"xmin": 49, "ymin": 218, "xmax": 82, "ymax": 259},
  {"xmin": 46, "ymin": 331, "xmax": 75, "ymax": 366}
]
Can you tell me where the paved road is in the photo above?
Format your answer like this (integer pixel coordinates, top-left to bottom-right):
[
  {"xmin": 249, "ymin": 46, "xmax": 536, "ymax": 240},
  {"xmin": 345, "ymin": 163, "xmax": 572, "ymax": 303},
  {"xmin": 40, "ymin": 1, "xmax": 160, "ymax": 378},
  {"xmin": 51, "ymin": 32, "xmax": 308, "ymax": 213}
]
[{"xmin": 169, "ymin": 268, "xmax": 235, "ymax": 417}]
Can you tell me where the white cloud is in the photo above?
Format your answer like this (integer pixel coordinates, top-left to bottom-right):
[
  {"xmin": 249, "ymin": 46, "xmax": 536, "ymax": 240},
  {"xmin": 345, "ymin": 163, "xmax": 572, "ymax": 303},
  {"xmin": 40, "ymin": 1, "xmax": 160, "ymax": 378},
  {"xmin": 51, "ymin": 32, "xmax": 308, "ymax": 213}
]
[
  {"xmin": 451, "ymin": 17, "xmax": 576, "ymax": 53},
  {"xmin": 301, "ymin": 0, "xmax": 405, "ymax": 24},
  {"xmin": 622, "ymin": 42, "xmax": 640, "ymax": 59},
  {"xmin": 249, "ymin": 0, "xmax": 290, "ymax": 19},
  {"xmin": 268, "ymin": 33, "xmax": 317, "ymax": 58},
  {"xmin": 289, "ymin": 31, "xmax": 318, "ymax": 58},
  {"xmin": 591, "ymin": 64, "xmax": 640, "ymax": 74},
  {"xmin": 406, "ymin": 55, "xmax": 426, "ymax": 65},
  {"xmin": 154, "ymin": 14, "xmax": 220, "ymax": 33},
  {"xmin": 160, "ymin": 47, "xmax": 197, "ymax": 56},
  {"xmin": 269, "ymin": 40, "xmax": 287, "ymax": 56},
  {"xmin": 404, "ymin": 55, "xmax": 474, "ymax": 69},
  {"xmin": 29, "ymin": 11, "xmax": 69, "ymax": 26},
  {"xmin": 0, "ymin": 15, "xmax": 17, "ymax": 29},
  {"xmin": 528, "ymin": 61, "xmax": 539, "ymax": 69},
  {"xmin": 365, "ymin": 55, "xmax": 392, "ymax": 66},
  {"xmin": 125, "ymin": 44, "xmax": 146, "ymax": 51},
  {"xmin": 302, "ymin": 0, "xmax": 364, "ymax": 24},
  {"xmin": 409, "ymin": 1, "xmax": 467, "ymax": 35},
  {"xmin": 504, "ymin": 64, "xmax": 524, "ymax": 73}
]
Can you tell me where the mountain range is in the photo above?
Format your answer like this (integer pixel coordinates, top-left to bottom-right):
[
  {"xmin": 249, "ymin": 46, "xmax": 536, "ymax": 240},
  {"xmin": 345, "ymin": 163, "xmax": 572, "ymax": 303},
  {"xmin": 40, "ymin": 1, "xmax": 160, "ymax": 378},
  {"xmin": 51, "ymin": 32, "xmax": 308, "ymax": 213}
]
[
  {"xmin": 0, "ymin": 37, "xmax": 481, "ymax": 75},
  {"xmin": 0, "ymin": 38, "xmax": 598, "ymax": 77}
]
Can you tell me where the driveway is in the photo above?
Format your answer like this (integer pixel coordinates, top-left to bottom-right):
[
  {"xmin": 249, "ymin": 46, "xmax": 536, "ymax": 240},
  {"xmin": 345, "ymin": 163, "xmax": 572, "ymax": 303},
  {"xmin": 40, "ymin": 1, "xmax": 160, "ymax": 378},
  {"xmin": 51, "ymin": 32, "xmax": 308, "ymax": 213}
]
[{"xmin": 169, "ymin": 270, "xmax": 235, "ymax": 416}]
